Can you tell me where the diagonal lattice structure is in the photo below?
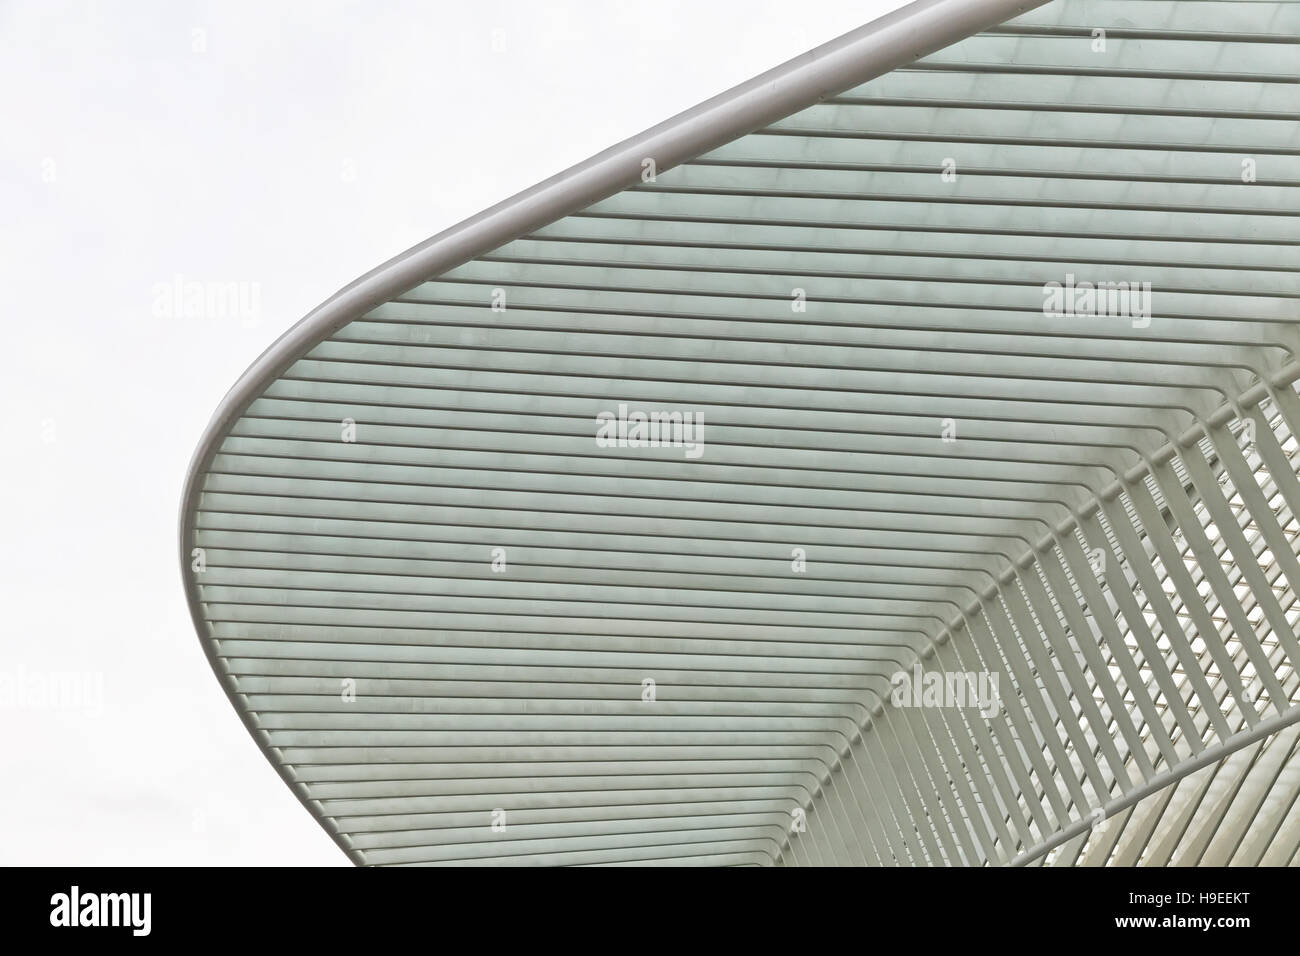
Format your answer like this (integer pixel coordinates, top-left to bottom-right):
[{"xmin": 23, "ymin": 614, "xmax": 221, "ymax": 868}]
[{"xmin": 181, "ymin": 0, "xmax": 1300, "ymax": 865}]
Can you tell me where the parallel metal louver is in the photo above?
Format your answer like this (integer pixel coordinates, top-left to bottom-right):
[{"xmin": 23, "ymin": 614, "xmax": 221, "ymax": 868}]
[{"xmin": 181, "ymin": 0, "xmax": 1300, "ymax": 866}]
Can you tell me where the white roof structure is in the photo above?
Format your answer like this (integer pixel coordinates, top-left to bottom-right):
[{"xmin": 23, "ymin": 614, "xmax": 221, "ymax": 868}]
[{"xmin": 181, "ymin": 0, "xmax": 1300, "ymax": 865}]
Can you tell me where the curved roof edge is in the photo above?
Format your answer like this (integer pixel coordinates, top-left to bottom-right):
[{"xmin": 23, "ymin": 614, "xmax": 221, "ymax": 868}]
[
  {"xmin": 179, "ymin": 0, "xmax": 1050, "ymax": 865},
  {"xmin": 1012, "ymin": 703, "xmax": 1300, "ymax": 866}
]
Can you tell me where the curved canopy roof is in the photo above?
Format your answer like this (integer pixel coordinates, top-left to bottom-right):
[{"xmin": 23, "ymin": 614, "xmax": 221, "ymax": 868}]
[{"xmin": 181, "ymin": 0, "xmax": 1300, "ymax": 865}]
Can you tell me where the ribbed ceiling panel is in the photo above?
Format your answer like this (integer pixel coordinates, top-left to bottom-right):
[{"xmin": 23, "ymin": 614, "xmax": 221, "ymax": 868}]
[{"xmin": 183, "ymin": 0, "xmax": 1300, "ymax": 865}]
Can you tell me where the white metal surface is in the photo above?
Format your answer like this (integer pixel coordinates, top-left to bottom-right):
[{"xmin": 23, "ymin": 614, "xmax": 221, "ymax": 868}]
[{"xmin": 181, "ymin": 0, "xmax": 1300, "ymax": 865}]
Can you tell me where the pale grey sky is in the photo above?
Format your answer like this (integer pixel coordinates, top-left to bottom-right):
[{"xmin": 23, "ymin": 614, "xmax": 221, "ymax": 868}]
[{"xmin": 1, "ymin": 0, "xmax": 905, "ymax": 864}]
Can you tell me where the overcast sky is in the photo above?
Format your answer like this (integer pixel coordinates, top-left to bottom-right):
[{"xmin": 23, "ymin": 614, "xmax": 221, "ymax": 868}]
[{"xmin": 2, "ymin": 0, "xmax": 906, "ymax": 864}]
